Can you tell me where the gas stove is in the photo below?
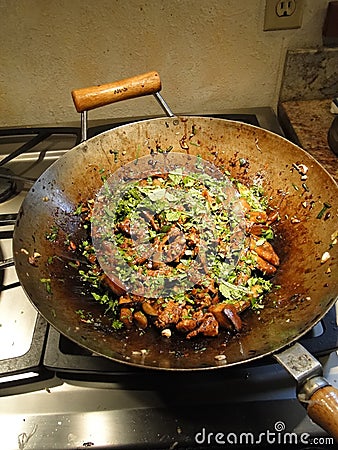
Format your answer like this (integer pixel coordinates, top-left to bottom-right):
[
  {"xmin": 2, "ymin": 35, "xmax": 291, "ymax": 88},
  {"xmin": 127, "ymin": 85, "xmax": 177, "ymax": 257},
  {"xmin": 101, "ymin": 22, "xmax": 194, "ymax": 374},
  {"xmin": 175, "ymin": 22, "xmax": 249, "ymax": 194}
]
[{"xmin": 0, "ymin": 109, "xmax": 337, "ymax": 450}]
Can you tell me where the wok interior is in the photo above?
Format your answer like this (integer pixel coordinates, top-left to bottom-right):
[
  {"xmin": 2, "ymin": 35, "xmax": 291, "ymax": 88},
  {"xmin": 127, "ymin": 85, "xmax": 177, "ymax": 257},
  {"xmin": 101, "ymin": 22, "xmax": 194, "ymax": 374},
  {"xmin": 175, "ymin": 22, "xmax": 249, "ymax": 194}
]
[{"xmin": 13, "ymin": 117, "xmax": 338, "ymax": 370}]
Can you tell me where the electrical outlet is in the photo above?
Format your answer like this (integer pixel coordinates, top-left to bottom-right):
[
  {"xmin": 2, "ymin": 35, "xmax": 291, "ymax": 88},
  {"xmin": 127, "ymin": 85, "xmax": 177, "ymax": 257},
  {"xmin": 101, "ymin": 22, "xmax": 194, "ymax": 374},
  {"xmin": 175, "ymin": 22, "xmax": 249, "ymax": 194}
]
[{"xmin": 264, "ymin": 0, "xmax": 304, "ymax": 31}]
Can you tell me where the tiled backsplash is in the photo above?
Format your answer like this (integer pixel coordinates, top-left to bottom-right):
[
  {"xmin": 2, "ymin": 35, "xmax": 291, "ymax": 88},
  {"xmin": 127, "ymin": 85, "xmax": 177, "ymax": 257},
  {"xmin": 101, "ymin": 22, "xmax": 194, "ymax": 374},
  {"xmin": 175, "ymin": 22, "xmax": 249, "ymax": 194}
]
[{"xmin": 279, "ymin": 47, "xmax": 338, "ymax": 102}]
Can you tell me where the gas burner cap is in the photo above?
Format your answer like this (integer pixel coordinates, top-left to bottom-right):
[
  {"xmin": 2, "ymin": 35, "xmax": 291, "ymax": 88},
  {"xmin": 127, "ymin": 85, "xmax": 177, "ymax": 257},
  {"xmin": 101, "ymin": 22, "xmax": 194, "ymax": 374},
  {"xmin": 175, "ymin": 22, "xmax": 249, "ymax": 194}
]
[{"xmin": 0, "ymin": 167, "xmax": 23, "ymax": 203}]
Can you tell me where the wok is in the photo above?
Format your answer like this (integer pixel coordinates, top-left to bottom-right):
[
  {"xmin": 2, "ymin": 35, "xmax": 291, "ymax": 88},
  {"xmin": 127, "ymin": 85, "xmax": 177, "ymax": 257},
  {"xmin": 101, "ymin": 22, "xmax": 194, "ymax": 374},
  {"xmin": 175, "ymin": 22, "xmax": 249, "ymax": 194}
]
[{"xmin": 13, "ymin": 72, "xmax": 338, "ymax": 438}]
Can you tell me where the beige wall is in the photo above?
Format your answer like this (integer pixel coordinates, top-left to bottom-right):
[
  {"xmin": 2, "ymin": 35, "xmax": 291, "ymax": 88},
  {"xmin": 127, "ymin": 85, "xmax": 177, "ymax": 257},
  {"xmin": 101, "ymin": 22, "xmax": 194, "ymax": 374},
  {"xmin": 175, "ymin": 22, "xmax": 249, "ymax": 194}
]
[{"xmin": 0, "ymin": 0, "xmax": 330, "ymax": 127}]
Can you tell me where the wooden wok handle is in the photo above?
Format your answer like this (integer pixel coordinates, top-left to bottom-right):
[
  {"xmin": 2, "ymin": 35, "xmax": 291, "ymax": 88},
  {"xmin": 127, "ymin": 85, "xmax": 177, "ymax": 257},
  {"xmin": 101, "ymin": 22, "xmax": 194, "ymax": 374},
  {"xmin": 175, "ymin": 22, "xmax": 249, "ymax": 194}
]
[
  {"xmin": 306, "ymin": 385, "xmax": 338, "ymax": 441},
  {"xmin": 71, "ymin": 71, "xmax": 161, "ymax": 113}
]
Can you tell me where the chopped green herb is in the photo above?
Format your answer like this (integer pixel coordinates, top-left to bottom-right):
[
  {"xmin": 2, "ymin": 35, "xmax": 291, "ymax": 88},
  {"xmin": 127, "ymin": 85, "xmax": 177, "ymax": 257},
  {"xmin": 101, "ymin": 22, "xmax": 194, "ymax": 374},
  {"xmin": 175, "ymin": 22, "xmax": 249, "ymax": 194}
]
[
  {"xmin": 317, "ymin": 202, "xmax": 332, "ymax": 219},
  {"xmin": 74, "ymin": 204, "xmax": 83, "ymax": 215},
  {"xmin": 40, "ymin": 278, "xmax": 52, "ymax": 294},
  {"xmin": 262, "ymin": 228, "xmax": 274, "ymax": 240},
  {"xmin": 45, "ymin": 226, "xmax": 59, "ymax": 242},
  {"xmin": 112, "ymin": 319, "xmax": 124, "ymax": 330}
]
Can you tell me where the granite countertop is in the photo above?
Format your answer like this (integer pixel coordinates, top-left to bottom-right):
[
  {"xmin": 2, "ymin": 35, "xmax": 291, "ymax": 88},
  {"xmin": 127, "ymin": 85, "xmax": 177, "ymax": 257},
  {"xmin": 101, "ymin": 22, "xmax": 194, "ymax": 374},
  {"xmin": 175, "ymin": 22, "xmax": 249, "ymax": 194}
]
[{"xmin": 278, "ymin": 99, "xmax": 337, "ymax": 182}]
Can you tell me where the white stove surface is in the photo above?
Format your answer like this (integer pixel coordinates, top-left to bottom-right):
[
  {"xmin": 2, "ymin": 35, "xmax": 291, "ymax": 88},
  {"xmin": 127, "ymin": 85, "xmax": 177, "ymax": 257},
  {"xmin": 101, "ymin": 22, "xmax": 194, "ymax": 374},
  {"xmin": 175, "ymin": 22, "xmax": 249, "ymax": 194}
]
[{"xmin": 0, "ymin": 192, "xmax": 37, "ymax": 360}]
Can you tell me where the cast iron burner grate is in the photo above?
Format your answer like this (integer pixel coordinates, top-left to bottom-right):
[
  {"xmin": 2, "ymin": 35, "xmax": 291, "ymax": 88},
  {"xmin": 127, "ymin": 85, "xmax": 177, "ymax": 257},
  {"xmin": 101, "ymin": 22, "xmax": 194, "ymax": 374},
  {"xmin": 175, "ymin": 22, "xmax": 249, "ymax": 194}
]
[{"xmin": 0, "ymin": 167, "xmax": 23, "ymax": 203}]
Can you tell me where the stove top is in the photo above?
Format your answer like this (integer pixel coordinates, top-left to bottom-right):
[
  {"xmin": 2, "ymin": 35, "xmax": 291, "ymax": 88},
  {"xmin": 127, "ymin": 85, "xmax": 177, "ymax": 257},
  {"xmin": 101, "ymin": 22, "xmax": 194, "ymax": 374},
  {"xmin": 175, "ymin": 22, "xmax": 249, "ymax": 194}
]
[{"xmin": 0, "ymin": 108, "xmax": 337, "ymax": 450}]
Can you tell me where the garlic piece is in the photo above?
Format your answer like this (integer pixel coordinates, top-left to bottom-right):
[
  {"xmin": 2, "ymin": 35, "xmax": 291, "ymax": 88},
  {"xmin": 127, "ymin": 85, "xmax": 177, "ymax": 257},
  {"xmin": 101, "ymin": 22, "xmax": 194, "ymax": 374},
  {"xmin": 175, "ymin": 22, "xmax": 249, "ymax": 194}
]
[
  {"xmin": 321, "ymin": 251, "xmax": 331, "ymax": 264},
  {"xmin": 161, "ymin": 328, "xmax": 171, "ymax": 338}
]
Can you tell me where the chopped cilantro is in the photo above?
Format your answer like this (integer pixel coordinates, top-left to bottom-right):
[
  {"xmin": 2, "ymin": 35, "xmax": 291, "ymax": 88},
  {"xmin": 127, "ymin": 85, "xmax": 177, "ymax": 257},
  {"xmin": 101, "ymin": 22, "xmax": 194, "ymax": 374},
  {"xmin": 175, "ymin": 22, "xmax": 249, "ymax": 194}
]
[
  {"xmin": 45, "ymin": 226, "xmax": 59, "ymax": 242},
  {"xmin": 40, "ymin": 278, "xmax": 52, "ymax": 294}
]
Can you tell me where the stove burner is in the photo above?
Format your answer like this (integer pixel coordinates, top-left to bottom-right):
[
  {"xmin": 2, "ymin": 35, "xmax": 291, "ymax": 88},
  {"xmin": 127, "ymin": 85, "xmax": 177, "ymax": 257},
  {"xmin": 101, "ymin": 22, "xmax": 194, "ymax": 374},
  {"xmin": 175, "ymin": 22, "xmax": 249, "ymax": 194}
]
[{"xmin": 0, "ymin": 167, "xmax": 23, "ymax": 203}]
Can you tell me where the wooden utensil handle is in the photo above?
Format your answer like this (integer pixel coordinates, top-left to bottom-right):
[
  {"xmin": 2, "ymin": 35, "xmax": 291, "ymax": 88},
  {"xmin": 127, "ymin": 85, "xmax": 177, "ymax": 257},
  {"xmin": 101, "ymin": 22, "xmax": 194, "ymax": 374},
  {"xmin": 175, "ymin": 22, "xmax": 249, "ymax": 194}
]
[
  {"xmin": 307, "ymin": 385, "xmax": 338, "ymax": 441},
  {"xmin": 71, "ymin": 71, "xmax": 161, "ymax": 113}
]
